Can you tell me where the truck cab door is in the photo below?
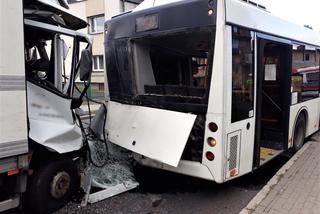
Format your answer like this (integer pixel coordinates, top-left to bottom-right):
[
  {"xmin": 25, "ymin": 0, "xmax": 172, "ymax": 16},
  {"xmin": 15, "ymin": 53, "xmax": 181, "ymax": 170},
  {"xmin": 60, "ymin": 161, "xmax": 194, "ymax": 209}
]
[{"xmin": 24, "ymin": 23, "xmax": 91, "ymax": 153}]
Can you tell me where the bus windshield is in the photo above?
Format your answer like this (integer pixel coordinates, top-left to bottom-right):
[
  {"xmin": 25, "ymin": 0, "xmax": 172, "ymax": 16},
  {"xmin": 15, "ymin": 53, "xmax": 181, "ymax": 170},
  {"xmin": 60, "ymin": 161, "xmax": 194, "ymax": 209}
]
[
  {"xmin": 132, "ymin": 28, "xmax": 215, "ymax": 113},
  {"xmin": 105, "ymin": 0, "xmax": 217, "ymax": 114}
]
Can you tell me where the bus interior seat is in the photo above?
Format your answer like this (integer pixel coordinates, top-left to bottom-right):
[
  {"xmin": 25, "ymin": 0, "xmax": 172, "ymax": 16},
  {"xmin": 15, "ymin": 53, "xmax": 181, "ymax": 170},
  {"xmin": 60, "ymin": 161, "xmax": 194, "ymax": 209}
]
[{"xmin": 144, "ymin": 85, "xmax": 206, "ymax": 98}]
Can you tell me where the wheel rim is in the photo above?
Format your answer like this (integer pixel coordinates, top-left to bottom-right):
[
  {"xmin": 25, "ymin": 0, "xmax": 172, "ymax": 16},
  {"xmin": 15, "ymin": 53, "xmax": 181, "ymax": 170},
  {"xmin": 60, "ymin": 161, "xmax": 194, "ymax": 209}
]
[{"xmin": 50, "ymin": 171, "xmax": 71, "ymax": 199}]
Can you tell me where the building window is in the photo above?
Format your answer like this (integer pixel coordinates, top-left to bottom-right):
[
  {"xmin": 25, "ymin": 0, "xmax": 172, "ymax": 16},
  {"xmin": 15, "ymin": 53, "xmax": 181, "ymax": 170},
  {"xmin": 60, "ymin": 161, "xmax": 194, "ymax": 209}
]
[
  {"xmin": 305, "ymin": 53, "xmax": 310, "ymax": 61},
  {"xmin": 93, "ymin": 55, "xmax": 104, "ymax": 71},
  {"xmin": 88, "ymin": 15, "xmax": 104, "ymax": 34}
]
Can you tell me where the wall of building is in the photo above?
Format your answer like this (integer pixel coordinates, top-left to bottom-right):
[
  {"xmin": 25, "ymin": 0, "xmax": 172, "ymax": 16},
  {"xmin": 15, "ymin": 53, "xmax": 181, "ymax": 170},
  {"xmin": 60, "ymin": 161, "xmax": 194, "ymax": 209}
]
[
  {"xmin": 105, "ymin": 0, "xmax": 121, "ymax": 20},
  {"xmin": 68, "ymin": 0, "xmax": 142, "ymax": 100},
  {"xmin": 86, "ymin": 0, "xmax": 104, "ymax": 17}
]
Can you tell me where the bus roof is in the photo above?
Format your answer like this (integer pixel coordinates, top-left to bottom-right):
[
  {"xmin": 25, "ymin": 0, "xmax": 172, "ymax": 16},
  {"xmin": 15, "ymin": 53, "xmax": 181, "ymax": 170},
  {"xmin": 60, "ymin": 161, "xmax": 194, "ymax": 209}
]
[
  {"xmin": 226, "ymin": 0, "xmax": 320, "ymax": 47},
  {"xmin": 133, "ymin": 0, "xmax": 320, "ymax": 47},
  {"xmin": 133, "ymin": 0, "xmax": 184, "ymax": 12}
]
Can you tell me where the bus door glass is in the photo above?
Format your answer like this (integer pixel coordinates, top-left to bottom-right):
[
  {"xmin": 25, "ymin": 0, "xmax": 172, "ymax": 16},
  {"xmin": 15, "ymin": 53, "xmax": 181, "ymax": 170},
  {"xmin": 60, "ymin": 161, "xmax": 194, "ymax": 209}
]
[{"xmin": 226, "ymin": 26, "xmax": 255, "ymax": 179}]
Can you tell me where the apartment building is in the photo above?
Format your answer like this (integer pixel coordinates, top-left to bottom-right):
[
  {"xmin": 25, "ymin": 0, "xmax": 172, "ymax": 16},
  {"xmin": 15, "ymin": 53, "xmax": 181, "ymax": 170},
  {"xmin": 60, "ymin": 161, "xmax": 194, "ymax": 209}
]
[{"xmin": 68, "ymin": 0, "xmax": 143, "ymax": 99}]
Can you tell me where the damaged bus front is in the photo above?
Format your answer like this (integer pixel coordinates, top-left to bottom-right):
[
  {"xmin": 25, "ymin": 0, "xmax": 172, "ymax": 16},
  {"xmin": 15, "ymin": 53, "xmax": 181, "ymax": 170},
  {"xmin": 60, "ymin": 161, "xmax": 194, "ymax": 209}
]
[{"xmin": 105, "ymin": 0, "xmax": 217, "ymax": 180}]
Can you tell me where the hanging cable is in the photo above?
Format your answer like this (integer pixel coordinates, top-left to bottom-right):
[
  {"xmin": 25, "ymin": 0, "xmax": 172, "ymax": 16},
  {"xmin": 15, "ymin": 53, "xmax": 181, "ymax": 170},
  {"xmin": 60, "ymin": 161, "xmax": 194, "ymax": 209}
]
[{"xmin": 74, "ymin": 83, "xmax": 109, "ymax": 167}]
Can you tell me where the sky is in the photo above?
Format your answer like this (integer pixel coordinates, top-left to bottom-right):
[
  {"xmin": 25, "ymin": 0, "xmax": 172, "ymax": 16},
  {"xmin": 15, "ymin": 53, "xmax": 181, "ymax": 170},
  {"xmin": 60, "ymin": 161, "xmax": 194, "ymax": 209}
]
[{"xmin": 253, "ymin": 0, "xmax": 320, "ymax": 31}]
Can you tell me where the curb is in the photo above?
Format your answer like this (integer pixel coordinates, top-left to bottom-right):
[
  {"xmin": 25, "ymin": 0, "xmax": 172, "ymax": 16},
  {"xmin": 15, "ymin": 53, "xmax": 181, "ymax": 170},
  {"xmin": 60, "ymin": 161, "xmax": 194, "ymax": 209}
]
[{"xmin": 240, "ymin": 140, "xmax": 314, "ymax": 214}]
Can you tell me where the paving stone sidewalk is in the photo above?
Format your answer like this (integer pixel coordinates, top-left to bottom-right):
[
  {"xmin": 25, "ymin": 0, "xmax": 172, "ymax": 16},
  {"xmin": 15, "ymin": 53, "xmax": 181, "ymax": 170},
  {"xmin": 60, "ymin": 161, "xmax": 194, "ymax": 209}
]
[{"xmin": 241, "ymin": 133, "xmax": 320, "ymax": 214}]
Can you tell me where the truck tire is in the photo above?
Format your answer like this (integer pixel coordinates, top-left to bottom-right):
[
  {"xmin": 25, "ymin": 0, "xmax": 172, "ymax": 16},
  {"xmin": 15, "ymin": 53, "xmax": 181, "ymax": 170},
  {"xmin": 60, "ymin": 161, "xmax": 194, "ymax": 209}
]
[
  {"xmin": 293, "ymin": 114, "xmax": 306, "ymax": 152},
  {"xmin": 26, "ymin": 159, "xmax": 79, "ymax": 214}
]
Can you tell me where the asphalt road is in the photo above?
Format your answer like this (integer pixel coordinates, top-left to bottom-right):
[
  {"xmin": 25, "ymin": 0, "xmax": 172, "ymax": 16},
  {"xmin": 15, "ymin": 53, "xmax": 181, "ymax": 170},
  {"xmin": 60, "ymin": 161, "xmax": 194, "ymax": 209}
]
[{"xmin": 55, "ymin": 155, "xmax": 289, "ymax": 214}]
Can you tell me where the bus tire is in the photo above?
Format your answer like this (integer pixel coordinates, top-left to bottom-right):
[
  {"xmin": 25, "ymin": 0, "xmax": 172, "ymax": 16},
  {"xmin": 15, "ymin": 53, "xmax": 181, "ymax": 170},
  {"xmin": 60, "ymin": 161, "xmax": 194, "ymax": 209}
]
[
  {"xmin": 26, "ymin": 159, "xmax": 79, "ymax": 214},
  {"xmin": 293, "ymin": 114, "xmax": 306, "ymax": 152}
]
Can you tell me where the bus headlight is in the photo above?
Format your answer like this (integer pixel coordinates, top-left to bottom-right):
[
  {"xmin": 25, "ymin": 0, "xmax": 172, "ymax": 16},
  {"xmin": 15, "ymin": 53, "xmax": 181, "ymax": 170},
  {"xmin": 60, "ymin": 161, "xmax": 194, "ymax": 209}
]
[{"xmin": 208, "ymin": 9, "xmax": 214, "ymax": 16}]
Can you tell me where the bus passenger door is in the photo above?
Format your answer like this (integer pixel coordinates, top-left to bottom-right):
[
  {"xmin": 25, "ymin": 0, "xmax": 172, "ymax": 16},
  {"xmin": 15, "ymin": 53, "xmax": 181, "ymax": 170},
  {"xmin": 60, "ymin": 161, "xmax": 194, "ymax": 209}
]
[
  {"xmin": 254, "ymin": 35, "xmax": 291, "ymax": 168},
  {"xmin": 226, "ymin": 27, "xmax": 256, "ymax": 179}
]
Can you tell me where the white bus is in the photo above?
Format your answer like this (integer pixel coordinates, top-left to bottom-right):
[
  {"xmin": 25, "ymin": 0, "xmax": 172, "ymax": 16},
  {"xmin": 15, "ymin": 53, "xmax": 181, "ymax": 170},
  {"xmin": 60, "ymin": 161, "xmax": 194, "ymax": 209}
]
[{"xmin": 104, "ymin": 0, "xmax": 320, "ymax": 183}]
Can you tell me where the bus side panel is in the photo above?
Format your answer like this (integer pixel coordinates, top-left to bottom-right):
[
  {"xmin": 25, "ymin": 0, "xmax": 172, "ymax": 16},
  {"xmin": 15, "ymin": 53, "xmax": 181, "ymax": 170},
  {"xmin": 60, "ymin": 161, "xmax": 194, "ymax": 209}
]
[
  {"xmin": 201, "ymin": 0, "xmax": 226, "ymax": 183},
  {"xmin": 288, "ymin": 98, "xmax": 320, "ymax": 148},
  {"xmin": 0, "ymin": 0, "xmax": 28, "ymax": 158}
]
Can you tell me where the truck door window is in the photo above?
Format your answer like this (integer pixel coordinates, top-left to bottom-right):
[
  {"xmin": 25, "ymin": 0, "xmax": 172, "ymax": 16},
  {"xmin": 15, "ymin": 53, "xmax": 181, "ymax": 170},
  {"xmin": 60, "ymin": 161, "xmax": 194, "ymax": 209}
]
[
  {"xmin": 57, "ymin": 35, "xmax": 74, "ymax": 94},
  {"xmin": 25, "ymin": 26, "xmax": 76, "ymax": 97},
  {"xmin": 26, "ymin": 39, "xmax": 53, "ymax": 81}
]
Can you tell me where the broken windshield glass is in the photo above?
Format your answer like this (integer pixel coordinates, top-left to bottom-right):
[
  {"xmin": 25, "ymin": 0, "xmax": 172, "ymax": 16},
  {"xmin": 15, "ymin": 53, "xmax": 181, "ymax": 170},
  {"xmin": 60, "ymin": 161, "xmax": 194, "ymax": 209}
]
[
  {"xmin": 131, "ymin": 28, "xmax": 215, "ymax": 114},
  {"xmin": 90, "ymin": 143, "xmax": 137, "ymax": 189}
]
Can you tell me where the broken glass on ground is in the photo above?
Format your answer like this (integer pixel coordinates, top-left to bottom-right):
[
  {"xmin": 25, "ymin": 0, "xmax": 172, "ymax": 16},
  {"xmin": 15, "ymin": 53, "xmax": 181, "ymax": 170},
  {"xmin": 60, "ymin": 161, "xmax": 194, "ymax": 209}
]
[{"xmin": 87, "ymin": 142, "xmax": 139, "ymax": 203}]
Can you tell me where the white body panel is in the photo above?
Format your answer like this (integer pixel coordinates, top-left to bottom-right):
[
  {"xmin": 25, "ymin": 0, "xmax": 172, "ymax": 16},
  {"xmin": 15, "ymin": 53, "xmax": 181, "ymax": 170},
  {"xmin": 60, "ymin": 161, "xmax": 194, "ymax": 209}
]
[
  {"xmin": 200, "ymin": 0, "xmax": 227, "ymax": 183},
  {"xmin": 0, "ymin": 0, "xmax": 25, "ymax": 76},
  {"xmin": 288, "ymin": 98, "xmax": 320, "ymax": 148},
  {"xmin": 106, "ymin": 101, "xmax": 196, "ymax": 167},
  {"xmin": 136, "ymin": 157, "xmax": 214, "ymax": 181},
  {"xmin": 226, "ymin": 0, "xmax": 320, "ymax": 46},
  {"xmin": 0, "ymin": 0, "xmax": 28, "ymax": 159},
  {"xmin": 0, "ymin": 91, "xmax": 28, "ymax": 158},
  {"xmin": 27, "ymin": 82, "xmax": 83, "ymax": 153}
]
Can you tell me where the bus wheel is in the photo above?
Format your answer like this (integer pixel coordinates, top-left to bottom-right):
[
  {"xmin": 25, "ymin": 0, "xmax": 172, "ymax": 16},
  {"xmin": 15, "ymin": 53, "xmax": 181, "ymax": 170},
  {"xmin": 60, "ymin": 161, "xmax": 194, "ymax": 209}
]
[
  {"xmin": 293, "ymin": 114, "xmax": 306, "ymax": 152},
  {"xmin": 27, "ymin": 159, "xmax": 79, "ymax": 214}
]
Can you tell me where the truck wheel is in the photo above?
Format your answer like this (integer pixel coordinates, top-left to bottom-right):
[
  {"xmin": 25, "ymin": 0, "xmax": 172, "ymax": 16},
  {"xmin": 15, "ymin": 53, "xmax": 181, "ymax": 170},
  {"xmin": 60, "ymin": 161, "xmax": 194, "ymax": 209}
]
[
  {"xmin": 26, "ymin": 159, "xmax": 79, "ymax": 214},
  {"xmin": 293, "ymin": 114, "xmax": 306, "ymax": 152}
]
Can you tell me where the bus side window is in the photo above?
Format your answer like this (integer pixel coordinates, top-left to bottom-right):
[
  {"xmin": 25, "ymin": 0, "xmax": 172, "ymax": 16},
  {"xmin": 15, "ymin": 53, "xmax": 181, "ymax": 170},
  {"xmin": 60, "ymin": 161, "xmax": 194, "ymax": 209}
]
[
  {"xmin": 291, "ymin": 45, "xmax": 319, "ymax": 104},
  {"xmin": 231, "ymin": 27, "xmax": 254, "ymax": 123}
]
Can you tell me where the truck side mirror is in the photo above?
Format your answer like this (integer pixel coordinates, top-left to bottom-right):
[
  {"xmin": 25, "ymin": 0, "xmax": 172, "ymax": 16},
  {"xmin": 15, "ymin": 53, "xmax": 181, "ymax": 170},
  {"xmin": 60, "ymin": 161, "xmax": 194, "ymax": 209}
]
[{"xmin": 79, "ymin": 49, "xmax": 92, "ymax": 81}]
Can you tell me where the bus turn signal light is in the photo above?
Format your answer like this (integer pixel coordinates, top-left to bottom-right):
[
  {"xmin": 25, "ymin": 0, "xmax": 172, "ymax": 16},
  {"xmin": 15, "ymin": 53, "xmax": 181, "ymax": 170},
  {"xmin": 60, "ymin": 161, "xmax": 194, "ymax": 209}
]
[
  {"xmin": 206, "ymin": 152, "xmax": 215, "ymax": 161},
  {"xmin": 207, "ymin": 137, "xmax": 217, "ymax": 147}
]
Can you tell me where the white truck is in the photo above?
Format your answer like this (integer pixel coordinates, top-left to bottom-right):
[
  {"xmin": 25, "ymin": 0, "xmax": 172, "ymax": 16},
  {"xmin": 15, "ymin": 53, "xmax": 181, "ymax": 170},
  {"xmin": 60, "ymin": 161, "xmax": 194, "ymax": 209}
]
[{"xmin": 0, "ymin": 0, "xmax": 104, "ymax": 213}]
